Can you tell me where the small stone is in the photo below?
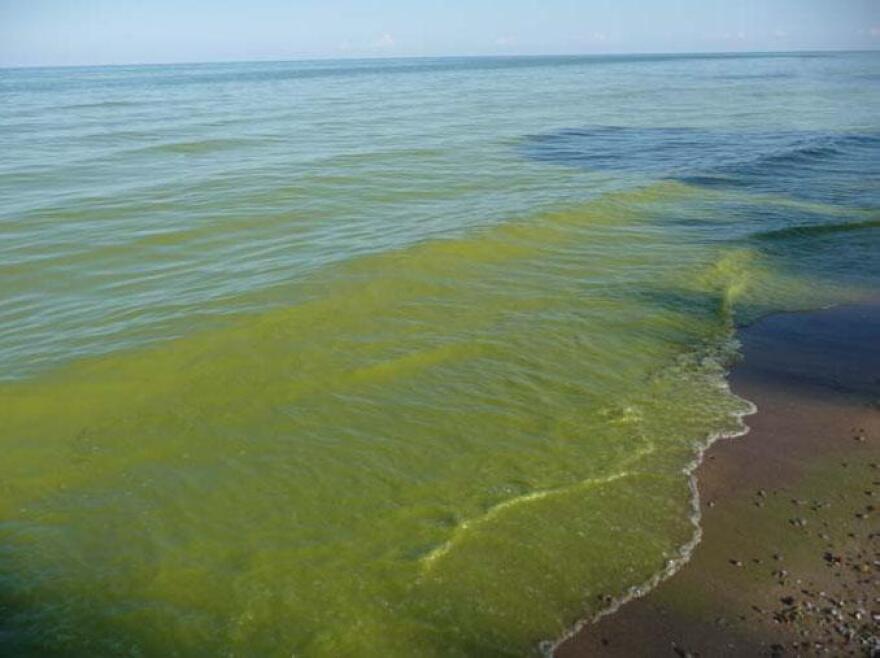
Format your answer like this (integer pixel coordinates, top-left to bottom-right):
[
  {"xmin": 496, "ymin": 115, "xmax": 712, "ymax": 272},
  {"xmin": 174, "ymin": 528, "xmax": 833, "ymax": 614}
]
[
  {"xmin": 672, "ymin": 642, "xmax": 694, "ymax": 658},
  {"xmin": 823, "ymin": 552, "xmax": 843, "ymax": 565}
]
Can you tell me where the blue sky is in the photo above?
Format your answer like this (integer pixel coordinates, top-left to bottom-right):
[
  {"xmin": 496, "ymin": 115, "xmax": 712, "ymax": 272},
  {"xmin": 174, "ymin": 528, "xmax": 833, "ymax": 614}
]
[{"xmin": 1, "ymin": 0, "xmax": 878, "ymax": 67}]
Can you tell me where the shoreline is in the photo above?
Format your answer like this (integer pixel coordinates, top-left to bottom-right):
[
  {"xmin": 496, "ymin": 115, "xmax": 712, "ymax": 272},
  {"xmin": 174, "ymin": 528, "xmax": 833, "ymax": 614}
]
[
  {"xmin": 555, "ymin": 300, "xmax": 880, "ymax": 657},
  {"xmin": 546, "ymin": 376, "xmax": 757, "ymax": 657}
]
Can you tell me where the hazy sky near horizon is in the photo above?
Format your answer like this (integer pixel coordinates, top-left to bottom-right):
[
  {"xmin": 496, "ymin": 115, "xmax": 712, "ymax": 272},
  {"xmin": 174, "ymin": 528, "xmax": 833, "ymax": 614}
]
[{"xmin": 1, "ymin": 0, "xmax": 878, "ymax": 67}]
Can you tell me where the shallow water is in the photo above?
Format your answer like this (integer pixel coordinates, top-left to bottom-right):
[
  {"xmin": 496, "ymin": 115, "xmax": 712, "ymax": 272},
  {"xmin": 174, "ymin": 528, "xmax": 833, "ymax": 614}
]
[{"xmin": 1, "ymin": 52, "xmax": 879, "ymax": 657}]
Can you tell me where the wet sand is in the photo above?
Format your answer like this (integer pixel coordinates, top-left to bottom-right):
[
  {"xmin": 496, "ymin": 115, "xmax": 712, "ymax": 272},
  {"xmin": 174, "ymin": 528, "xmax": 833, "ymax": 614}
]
[{"xmin": 556, "ymin": 302, "xmax": 880, "ymax": 657}]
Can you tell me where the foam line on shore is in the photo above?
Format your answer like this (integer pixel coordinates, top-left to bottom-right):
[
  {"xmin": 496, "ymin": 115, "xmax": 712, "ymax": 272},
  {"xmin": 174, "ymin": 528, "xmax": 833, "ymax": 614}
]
[
  {"xmin": 419, "ymin": 470, "xmax": 639, "ymax": 573},
  {"xmin": 419, "ymin": 440, "xmax": 660, "ymax": 575},
  {"xmin": 544, "ymin": 375, "xmax": 758, "ymax": 657}
]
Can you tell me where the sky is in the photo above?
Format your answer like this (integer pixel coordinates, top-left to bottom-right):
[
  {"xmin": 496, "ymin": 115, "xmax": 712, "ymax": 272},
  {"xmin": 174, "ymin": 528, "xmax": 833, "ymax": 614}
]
[{"xmin": 1, "ymin": 0, "xmax": 879, "ymax": 68}]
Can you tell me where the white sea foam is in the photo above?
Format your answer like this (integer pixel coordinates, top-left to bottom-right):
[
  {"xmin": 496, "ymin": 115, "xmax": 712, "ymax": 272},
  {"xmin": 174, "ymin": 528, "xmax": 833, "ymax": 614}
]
[
  {"xmin": 419, "ymin": 440, "xmax": 659, "ymax": 573},
  {"xmin": 419, "ymin": 469, "xmax": 640, "ymax": 573}
]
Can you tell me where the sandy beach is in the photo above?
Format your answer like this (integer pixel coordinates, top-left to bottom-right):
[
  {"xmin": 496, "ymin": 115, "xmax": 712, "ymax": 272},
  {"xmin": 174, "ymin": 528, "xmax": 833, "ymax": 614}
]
[{"xmin": 557, "ymin": 301, "xmax": 880, "ymax": 657}]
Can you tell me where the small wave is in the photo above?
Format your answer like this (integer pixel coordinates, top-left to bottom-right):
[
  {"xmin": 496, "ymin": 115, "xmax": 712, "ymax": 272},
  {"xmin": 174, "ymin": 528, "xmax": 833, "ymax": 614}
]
[
  {"xmin": 678, "ymin": 174, "xmax": 749, "ymax": 189},
  {"xmin": 752, "ymin": 217, "xmax": 880, "ymax": 241},
  {"xmin": 715, "ymin": 72, "xmax": 795, "ymax": 80},
  {"xmin": 730, "ymin": 133, "xmax": 880, "ymax": 173},
  {"xmin": 137, "ymin": 138, "xmax": 256, "ymax": 156},
  {"xmin": 59, "ymin": 100, "xmax": 143, "ymax": 111},
  {"xmin": 521, "ymin": 126, "xmax": 880, "ymax": 199}
]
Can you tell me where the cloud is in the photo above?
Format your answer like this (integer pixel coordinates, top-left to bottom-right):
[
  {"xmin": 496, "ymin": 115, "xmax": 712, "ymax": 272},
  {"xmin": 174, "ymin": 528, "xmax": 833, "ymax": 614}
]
[
  {"xmin": 494, "ymin": 36, "xmax": 516, "ymax": 46},
  {"xmin": 373, "ymin": 33, "xmax": 395, "ymax": 49},
  {"xmin": 871, "ymin": 26, "xmax": 880, "ymax": 38},
  {"xmin": 773, "ymin": 29, "xmax": 788, "ymax": 39}
]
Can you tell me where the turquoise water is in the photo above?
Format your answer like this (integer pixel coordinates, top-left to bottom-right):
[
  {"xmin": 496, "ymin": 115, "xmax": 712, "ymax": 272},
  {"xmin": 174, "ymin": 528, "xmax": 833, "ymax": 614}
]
[{"xmin": 1, "ymin": 52, "xmax": 879, "ymax": 657}]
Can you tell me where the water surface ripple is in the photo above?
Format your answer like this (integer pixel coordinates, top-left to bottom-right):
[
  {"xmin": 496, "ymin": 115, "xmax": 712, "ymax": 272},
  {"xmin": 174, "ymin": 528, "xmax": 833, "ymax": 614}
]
[{"xmin": 1, "ymin": 52, "xmax": 879, "ymax": 657}]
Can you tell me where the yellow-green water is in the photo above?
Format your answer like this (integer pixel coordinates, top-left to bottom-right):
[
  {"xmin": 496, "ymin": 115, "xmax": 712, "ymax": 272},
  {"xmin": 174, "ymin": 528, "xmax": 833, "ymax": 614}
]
[{"xmin": 1, "ymin": 53, "xmax": 879, "ymax": 656}]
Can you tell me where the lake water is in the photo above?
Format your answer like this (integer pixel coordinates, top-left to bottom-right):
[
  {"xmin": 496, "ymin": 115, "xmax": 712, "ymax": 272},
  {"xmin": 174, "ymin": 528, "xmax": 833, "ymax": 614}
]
[{"xmin": 1, "ymin": 52, "xmax": 879, "ymax": 657}]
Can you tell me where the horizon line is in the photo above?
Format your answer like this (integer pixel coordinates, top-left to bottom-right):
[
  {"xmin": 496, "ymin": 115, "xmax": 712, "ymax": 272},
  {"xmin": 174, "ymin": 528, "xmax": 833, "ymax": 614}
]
[{"xmin": 2, "ymin": 46, "xmax": 878, "ymax": 72}]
